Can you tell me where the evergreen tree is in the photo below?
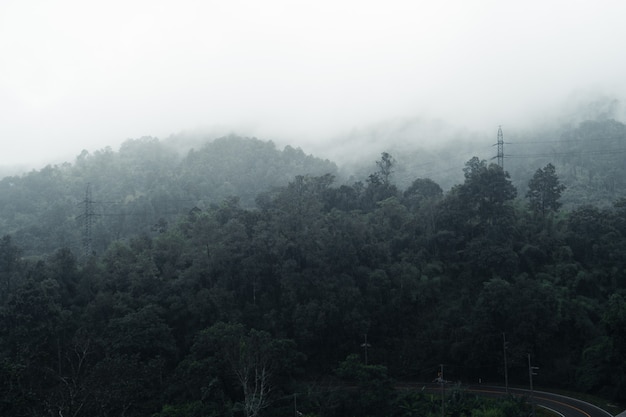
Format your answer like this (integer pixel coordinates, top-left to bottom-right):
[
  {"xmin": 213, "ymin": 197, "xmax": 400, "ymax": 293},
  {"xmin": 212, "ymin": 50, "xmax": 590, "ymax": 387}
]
[{"xmin": 526, "ymin": 163, "xmax": 566, "ymax": 216}]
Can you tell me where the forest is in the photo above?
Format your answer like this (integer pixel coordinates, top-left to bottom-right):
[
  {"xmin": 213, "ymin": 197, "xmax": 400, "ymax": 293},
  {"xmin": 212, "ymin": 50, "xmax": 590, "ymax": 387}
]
[{"xmin": 0, "ymin": 119, "xmax": 626, "ymax": 416}]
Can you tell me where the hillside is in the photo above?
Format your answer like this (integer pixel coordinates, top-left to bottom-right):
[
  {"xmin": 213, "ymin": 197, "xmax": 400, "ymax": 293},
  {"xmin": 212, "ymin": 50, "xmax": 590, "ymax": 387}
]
[
  {"xmin": 1, "ymin": 136, "xmax": 626, "ymax": 416},
  {"xmin": 0, "ymin": 135, "xmax": 337, "ymax": 257},
  {"xmin": 2, "ymin": 116, "xmax": 626, "ymax": 260}
]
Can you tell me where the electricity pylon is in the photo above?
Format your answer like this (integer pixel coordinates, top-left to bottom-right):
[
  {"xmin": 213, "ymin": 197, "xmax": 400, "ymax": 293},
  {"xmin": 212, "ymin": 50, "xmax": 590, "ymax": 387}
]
[{"xmin": 497, "ymin": 126, "xmax": 504, "ymax": 169}]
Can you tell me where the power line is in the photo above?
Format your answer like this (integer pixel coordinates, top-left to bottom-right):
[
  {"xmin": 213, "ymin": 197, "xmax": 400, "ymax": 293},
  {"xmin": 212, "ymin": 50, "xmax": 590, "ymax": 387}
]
[
  {"xmin": 94, "ymin": 198, "xmax": 198, "ymax": 205},
  {"xmin": 507, "ymin": 135, "xmax": 626, "ymax": 145},
  {"xmin": 98, "ymin": 211, "xmax": 192, "ymax": 217},
  {"xmin": 493, "ymin": 129, "xmax": 626, "ymax": 160},
  {"xmin": 505, "ymin": 148, "xmax": 626, "ymax": 159}
]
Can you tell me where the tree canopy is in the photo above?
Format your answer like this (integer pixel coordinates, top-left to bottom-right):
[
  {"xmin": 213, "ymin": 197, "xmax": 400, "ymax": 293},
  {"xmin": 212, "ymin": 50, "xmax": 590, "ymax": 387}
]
[
  {"xmin": 527, "ymin": 163, "xmax": 566, "ymax": 216},
  {"xmin": 0, "ymin": 126, "xmax": 625, "ymax": 416}
]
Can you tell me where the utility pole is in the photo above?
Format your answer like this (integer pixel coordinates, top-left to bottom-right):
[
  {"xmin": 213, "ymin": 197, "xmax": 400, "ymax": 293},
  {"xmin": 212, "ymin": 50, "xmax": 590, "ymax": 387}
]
[
  {"xmin": 361, "ymin": 334, "xmax": 371, "ymax": 365},
  {"xmin": 497, "ymin": 126, "xmax": 504, "ymax": 169},
  {"xmin": 440, "ymin": 364, "xmax": 445, "ymax": 417},
  {"xmin": 293, "ymin": 393, "xmax": 298, "ymax": 417},
  {"xmin": 528, "ymin": 354, "xmax": 539, "ymax": 417},
  {"xmin": 503, "ymin": 333, "xmax": 509, "ymax": 394}
]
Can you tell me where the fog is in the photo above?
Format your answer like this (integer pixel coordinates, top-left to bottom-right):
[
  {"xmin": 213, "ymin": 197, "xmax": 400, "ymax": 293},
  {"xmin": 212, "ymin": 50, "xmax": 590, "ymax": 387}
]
[{"xmin": 1, "ymin": 0, "xmax": 625, "ymax": 171}]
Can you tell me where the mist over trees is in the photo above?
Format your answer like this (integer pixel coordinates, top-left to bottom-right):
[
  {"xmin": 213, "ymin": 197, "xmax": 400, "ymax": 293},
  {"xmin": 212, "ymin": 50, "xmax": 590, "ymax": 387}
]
[
  {"xmin": 0, "ymin": 135, "xmax": 337, "ymax": 257},
  {"xmin": 0, "ymin": 117, "xmax": 626, "ymax": 416}
]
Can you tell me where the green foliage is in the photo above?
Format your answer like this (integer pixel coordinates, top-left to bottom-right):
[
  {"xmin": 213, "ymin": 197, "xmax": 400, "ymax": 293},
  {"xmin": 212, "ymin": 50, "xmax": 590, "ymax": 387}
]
[
  {"xmin": 3, "ymin": 127, "xmax": 626, "ymax": 414},
  {"xmin": 152, "ymin": 401, "xmax": 208, "ymax": 417},
  {"xmin": 0, "ymin": 136, "xmax": 337, "ymax": 257},
  {"xmin": 460, "ymin": 158, "xmax": 517, "ymax": 226},
  {"xmin": 375, "ymin": 152, "xmax": 395, "ymax": 185},
  {"xmin": 335, "ymin": 354, "xmax": 395, "ymax": 416},
  {"xmin": 393, "ymin": 389, "xmax": 529, "ymax": 417},
  {"xmin": 526, "ymin": 163, "xmax": 566, "ymax": 216},
  {"xmin": 403, "ymin": 178, "xmax": 443, "ymax": 211}
]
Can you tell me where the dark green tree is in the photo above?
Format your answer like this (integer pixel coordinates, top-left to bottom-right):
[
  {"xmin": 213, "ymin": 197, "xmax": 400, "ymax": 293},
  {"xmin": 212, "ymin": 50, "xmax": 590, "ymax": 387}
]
[
  {"xmin": 362, "ymin": 153, "xmax": 398, "ymax": 210},
  {"xmin": 335, "ymin": 354, "xmax": 394, "ymax": 416},
  {"xmin": 180, "ymin": 322, "xmax": 299, "ymax": 417},
  {"xmin": 458, "ymin": 157, "xmax": 518, "ymax": 230},
  {"xmin": 375, "ymin": 152, "xmax": 395, "ymax": 186},
  {"xmin": 0, "ymin": 235, "xmax": 22, "ymax": 303},
  {"xmin": 526, "ymin": 163, "xmax": 566, "ymax": 216},
  {"xmin": 600, "ymin": 293, "xmax": 626, "ymax": 400},
  {"xmin": 402, "ymin": 178, "xmax": 442, "ymax": 212}
]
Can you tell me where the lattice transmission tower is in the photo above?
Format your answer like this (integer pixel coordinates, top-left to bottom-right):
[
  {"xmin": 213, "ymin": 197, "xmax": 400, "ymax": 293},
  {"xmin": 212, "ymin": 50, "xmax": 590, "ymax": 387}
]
[
  {"xmin": 496, "ymin": 126, "xmax": 504, "ymax": 169},
  {"xmin": 80, "ymin": 183, "xmax": 96, "ymax": 258}
]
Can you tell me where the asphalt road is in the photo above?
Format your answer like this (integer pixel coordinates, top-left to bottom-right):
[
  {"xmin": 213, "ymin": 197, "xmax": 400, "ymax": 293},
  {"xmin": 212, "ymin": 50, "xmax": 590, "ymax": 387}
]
[{"xmin": 422, "ymin": 383, "xmax": 615, "ymax": 417}]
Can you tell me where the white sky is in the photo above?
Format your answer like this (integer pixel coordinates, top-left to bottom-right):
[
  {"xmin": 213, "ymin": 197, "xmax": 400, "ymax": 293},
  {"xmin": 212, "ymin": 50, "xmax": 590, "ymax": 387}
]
[{"xmin": 1, "ymin": 0, "xmax": 625, "ymax": 168}]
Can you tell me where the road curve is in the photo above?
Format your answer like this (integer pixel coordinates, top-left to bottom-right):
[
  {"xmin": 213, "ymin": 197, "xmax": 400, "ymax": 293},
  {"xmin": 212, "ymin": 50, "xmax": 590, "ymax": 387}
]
[
  {"xmin": 470, "ymin": 385, "xmax": 613, "ymax": 417},
  {"xmin": 421, "ymin": 383, "xmax": 614, "ymax": 417}
]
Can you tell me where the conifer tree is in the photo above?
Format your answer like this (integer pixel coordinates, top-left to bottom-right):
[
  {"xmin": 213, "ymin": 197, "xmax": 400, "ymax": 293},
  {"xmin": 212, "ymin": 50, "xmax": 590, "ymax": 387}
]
[{"xmin": 526, "ymin": 163, "xmax": 566, "ymax": 216}]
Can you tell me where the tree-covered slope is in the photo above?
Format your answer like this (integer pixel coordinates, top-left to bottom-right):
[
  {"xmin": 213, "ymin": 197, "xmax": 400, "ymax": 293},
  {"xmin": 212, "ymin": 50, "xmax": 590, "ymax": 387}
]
[
  {"xmin": 1, "ymin": 119, "xmax": 626, "ymax": 415},
  {"xmin": 503, "ymin": 118, "xmax": 626, "ymax": 208},
  {"xmin": 1, "ymin": 147, "xmax": 626, "ymax": 416},
  {"xmin": 3, "ymin": 118, "xmax": 626, "ymax": 258},
  {"xmin": 0, "ymin": 135, "xmax": 337, "ymax": 257}
]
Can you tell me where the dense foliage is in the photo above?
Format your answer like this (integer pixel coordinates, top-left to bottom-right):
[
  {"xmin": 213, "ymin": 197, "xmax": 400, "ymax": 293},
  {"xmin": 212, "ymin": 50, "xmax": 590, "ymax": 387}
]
[
  {"xmin": 0, "ymin": 135, "xmax": 337, "ymax": 257},
  {"xmin": 0, "ymin": 121, "xmax": 626, "ymax": 416}
]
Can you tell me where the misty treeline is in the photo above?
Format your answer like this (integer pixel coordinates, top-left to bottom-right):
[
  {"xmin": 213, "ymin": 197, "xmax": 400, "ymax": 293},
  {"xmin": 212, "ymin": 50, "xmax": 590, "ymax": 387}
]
[
  {"xmin": 0, "ymin": 119, "xmax": 626, "ymax": 416},
  {"xmin": 0, "ymin": 135, "xmax": 338, "ymax": 257}
]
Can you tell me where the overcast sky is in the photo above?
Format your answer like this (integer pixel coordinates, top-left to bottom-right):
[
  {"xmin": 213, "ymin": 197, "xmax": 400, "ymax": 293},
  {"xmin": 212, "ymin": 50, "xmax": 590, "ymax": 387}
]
[{"xmin": 1, "ymin": 0, "xmax": 625, "ymax": 168}]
